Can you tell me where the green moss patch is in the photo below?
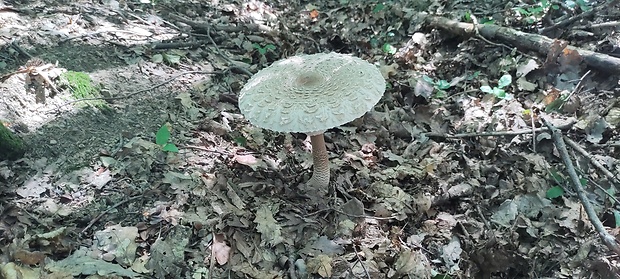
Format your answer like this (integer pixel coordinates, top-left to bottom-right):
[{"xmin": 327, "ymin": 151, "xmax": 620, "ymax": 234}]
[
  {"xmin": 61, "ymin": 71, "xmax": 110, "ymax": 111},
  {"xmin": 0, "ymin": 124, "xmax": 25, "ymax": 161}
]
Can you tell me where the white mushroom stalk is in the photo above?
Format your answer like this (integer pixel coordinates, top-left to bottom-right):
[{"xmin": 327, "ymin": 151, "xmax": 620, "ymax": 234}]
[
  {"xmin": 308, "ymin": 133, "xmax": 330, "ymax": 188},
  {"xmin": 238, "ymin": 52, "xmax": 385, "ymax": 190}
]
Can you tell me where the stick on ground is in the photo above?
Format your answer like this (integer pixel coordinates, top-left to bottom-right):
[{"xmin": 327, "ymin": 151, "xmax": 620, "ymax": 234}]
[{"xmin": 542, "ymin": 117, "xmax": 620, "ymax": 255}]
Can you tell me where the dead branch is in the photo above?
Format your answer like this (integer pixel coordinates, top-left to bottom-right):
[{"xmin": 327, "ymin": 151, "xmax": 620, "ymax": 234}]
[
  {"xmin": 563, "ymin": 137, "xmax": 620, "ymax": 186},
  {"xmin": 542, "ymin": 117, "xmax": 620, "ymax": 255},
  {"xmin": 80, "ymin": 195, "xmax": 143, "ymax": 234},
  {"xmin": 423, "ymin": 14, "xmax": 620, "ymax": 73},
  {"xmin": 540, "ymin": 0, "xmax": 619, "ymax": 33},
  {"xmin": 425, "ymin": 120, "xmax": 574, "ymax": 139},
  {"xmin": 168, "ymin": 14, "xmax": 261, "ymax": 34}
]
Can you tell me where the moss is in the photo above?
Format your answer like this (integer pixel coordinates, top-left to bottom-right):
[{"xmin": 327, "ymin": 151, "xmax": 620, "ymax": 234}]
[
  {"xmin": 61, "ymin": 71, "xmax": 111, "ymax": 110},
  {"xmin": 62, "ymin": 71, "xmax": 97, "ymax": 99},
  {"xmin": 0, "ymin": 124, "xmax": 26, "ymax": 161}
]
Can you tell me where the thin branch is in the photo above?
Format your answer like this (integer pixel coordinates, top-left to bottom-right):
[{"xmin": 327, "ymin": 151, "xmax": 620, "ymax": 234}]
[
  {"xmin": 425, "ymin": 121, "xmax": 575, "ymax": 139},
  {"xmin": 201, "ymin": 22, "xmax": 254, "ymax": 77},
  {"xmin": 351, "ymin": 245, "xmax": 371, "ymax": 279},
  {"xmin": 542, "ymin": 116, "xmax": 620, "ymax": 255},
  {"xmin": 563, "ymin": 137, "xmax": 620, "ymax": 186},
  {"xmin": 80, "ymin": 195, "xmax": 143, "ymax": 234},
  {"xmin": 539, "ymin": 0, "xmax": 619, "ymax": 33},
  {"xmin": 59, "ymin": 29, "xmax": 151, "ymax": 43}
]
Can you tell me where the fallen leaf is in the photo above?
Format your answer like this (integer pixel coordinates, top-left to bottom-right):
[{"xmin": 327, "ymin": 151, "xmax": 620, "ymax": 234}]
[
  {"xmin": 307, "ymin": 254, "xmax": 332, "ymax": 278},
  {"xmin": 212, "ymin": 233, "xmax": 231, "ymax": 265},
  {"xmin": 393, "ymin": 249, "xmax": 431, "ymax": 278},
  {"xmin": 254, "ymin": 205, "xmax": 284, "ymax": 247},
  {"xmin": 233, "ymin": 154, "xmax": 265, "ymax": 171}
]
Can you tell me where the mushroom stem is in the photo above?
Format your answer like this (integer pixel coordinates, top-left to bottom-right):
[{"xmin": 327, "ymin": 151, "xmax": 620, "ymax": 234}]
[{"xmin": 308, "ymin": 133, "xmax": 330, "ymax": 188}]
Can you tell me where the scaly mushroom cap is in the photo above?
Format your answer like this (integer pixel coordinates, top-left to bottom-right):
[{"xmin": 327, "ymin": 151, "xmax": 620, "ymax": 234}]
[{"xmin": 238, "ymin": 52, "xmax": 385, "ymax": 133}]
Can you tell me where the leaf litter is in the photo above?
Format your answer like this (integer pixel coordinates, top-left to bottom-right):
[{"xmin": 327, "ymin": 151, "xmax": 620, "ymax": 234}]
[{"xmin": 0, "ymin": 0, "xmax": 619, "ymax": 278}]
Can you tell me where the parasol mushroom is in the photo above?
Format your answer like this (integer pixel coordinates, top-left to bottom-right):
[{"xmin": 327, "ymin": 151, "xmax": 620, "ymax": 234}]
[{"xmin": 238, "ymin": 52, "xmax": 385, "ymax": 189}]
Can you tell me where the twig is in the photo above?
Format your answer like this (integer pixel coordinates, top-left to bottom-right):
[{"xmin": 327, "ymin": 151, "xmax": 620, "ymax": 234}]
[
  {"xmin": 574, "ymin": 21, "xmax": 620, "ymax": 30},
  {"xmin": 208, "ymin": 227, "xmax": 215, "ymax": 279},
  {"xmin": 168, "ymin": 14, "xmax": 254, "ymax": 77},
  {"xmin": 559, "ymin": 70, "xmax": 590, "ymax": 111},
  {"xmin": 306, "ymin": 207, "xmax": 396, "ymax": 220},
  {"xmin": 531, "ymin": 110, "xmax": 537, "ymax": 152},
  {"xmin": 180, "ymin": 145, "xmax": 231, "ymax": 156},
  {"xmin": 475, "ymin": 205, "xmax": 491, "ymax": 229},
  {"xmin": 539, "ymin": 0, "xmax": 619, "ymax": 33},
  {"xmin": 542, "ymin": 116, "xmax": 620, "ymax": 255},
  {"xmin": 202, "ymin": 22, "xmax": 254, "ymax": 77},
  {"xmin": 10, "ymin": 40, "xmax": 33, "ymax": 58},
  {"xmin": 588, "ymin": 179, "xmax": 620, "ymax": 207},
  {"xmin": 59, "ymin": 29, "xmax": 151, "ymax": 43},
  {"xmin": 470, "ymin": 14, "xmax": 514, "ymax": 51},
  {"xmin": 425, "ymin": 121, "xmax": 575, "ymax": 139},
  {"xmin": 351, "ymin": 245, "xmax": 371, "ymax": 279},
  {"xmin": 80, "ymin": 195, "xmax": 143, "ymax": 234},
  {"xmin": 563, "ymin": 137, "xmax": 620, "ymax": 186}
]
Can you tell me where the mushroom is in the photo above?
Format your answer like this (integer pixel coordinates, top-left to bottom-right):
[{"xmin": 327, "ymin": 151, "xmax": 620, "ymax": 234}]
[{"xmin": 238, "ymin": 52, "xmax": 385, "ymax": 189}]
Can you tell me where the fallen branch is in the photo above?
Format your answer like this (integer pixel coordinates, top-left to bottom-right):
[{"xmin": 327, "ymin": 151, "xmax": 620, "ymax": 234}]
[
  {"xmin": 563, "ymin": 137, "xmax": 620, "ymax": 186},
  {"xmin": 542, "ymin": 116, "xmax": 620, "ymax": 255},
  {"xmin": 423, "ymin": 14, "xmax": 620, "ymax": 72},
  {"xmin": 425, "ymin": 120, "xmax": 574, "ymax": 139},
  {"xmin": 168, "ymin": 14, "xmax": 263, "ymax": 34},
  {"xmin": 539, "ymin": 0, "xmax": 619, "ymax": 33}
]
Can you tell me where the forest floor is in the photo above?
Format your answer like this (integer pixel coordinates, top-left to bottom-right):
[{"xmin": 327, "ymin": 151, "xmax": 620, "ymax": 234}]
[{"xmin": 1, "ymin": 0, "xmax": 620, "ymax": 278}]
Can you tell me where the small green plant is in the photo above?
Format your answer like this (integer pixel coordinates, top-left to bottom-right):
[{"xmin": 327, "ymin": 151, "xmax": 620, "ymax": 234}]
[
  {"xmin": 462, "ymin": 11, "xmax": 495, "ymax": 24},
  {"xmin": 462, "ymin": 11, "xmax": 472, "ymax": 22},
  {"xmin": 514, "ymin": 0, "xmax": 560, "ymax": 24},
  {"xmin": 370, "ymin": 30, "xmax": 397, "ymax": 53},
  {"xmin": 252, "ymin": 43, "xmax": 276, "ymax": 55},
  {"xmin": 546, "ymin": 186, "xmax": 565, "ymax": 199},
  {"xmin": 372, "ymin": 3, "xmax": 386, "ymax": 13},
  {"xmin": 155, "ymin": 124, "xmax": 179, "ymax": 153},
  {"xmin": 382, "ymin": 43, "xmax": 397, "ymax": 54},
  {"xmin": 466, "ymin": 71, "xmax": 481, "ymax": 81},
  {"xmin": 546, "ymin": 169, "xmax": 588, "ymax": 199},
  {"xmin": 480, "ymin": 74, "xmax": 513, "ymax": 100},
  {"xmin": 546, "ymin": 170, "xmax": 566, "ymax": 199},
  {"xmin": 423, "ymin": 75, "xmax": 452, "ymax": 98}
]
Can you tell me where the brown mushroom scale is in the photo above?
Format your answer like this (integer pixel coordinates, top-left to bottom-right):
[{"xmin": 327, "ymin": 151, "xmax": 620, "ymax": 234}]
[{"xmin": 238, "ymin": 52, "xmax": 385, "ymax": 190}]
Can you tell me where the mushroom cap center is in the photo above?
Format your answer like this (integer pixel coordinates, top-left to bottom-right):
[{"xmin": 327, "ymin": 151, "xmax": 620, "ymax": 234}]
[{"xmin": 295, "ymin": 71, "xmax": 324, "ymax": 88}]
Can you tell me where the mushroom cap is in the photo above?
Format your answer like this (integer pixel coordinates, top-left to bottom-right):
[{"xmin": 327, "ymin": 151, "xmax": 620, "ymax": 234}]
[{"xmin": 238, "ymin": 52, "xmax": 385, "ymax": 133}]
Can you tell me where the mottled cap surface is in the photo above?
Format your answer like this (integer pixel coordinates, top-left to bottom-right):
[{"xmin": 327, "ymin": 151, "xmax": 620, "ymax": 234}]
[{"xmin": 238, "ymin": 52, "xmax": 385, "ymax": 133}]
